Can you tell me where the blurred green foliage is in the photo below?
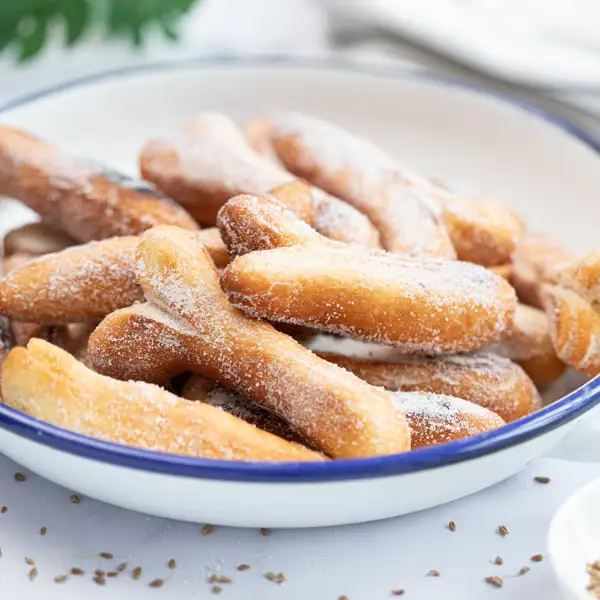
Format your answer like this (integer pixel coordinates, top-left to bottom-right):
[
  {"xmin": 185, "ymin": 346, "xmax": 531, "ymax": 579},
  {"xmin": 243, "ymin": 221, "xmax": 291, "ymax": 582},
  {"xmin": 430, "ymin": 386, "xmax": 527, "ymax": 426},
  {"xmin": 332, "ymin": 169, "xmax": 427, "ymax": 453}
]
[{"xmin": 0, "ymin": 0, "xmax": 199, "ymax": 62}]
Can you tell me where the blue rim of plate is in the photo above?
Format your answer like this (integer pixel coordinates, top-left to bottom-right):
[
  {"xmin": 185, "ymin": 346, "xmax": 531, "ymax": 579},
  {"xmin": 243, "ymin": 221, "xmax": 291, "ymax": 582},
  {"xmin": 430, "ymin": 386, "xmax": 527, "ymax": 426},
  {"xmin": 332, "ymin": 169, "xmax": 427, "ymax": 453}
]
[{"xmin": 1, "ymin": 55, "xmax": 599, "ymax": 483}]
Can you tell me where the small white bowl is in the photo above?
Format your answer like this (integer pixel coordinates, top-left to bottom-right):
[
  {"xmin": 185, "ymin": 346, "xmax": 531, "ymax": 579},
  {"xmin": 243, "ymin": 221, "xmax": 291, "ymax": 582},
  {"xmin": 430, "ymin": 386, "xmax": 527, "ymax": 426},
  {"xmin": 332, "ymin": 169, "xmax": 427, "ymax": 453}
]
[{"xmin": 549, "ymin": 478, "xmax": 600, "ymax": 600}]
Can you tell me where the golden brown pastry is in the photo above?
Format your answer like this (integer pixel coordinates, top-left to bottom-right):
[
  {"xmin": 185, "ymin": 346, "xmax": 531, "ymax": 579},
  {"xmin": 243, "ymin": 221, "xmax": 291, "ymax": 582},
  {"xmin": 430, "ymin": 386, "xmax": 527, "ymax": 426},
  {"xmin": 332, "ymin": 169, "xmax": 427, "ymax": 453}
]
[
  {"xmin": 257, "ymin": 112, "xmax": 524, "ymax": 265},
  {"xmin": 183, "ymin": 374, "xmax": 505, "ymax": 450},
  {"xmin": 316, "ymin": 351, "xmax": 540, "ymax": 422},
  {"xmin": 2, "ymin": 339, "xmax": 324, "ymax": 462},
  {"xmin": 88, "ymin": 226, "xmax": 410, "ymax": 459},
  {"xmin": 221, "ymin": 245, "xmax": 517, "ymax": 354},
  {"xmin": 0, "ymin": 237, "xmax": 140, "ymax": 323},
  {"xmin": 258, "ymin": 113, "xmax": 455, "ymax": 258},
  {"xmin": 139, "ymin": 112, "xmax": 381, "ymax": 247},
  {"xmin": 0, "ymin": 124, "xmax": 199, "ymax": 242},
  {"xmin": 543, "ymin": 284, "xmax": 600, "ymax": 378},
  {"xmin": 490, "ymin": 303, "xmax": 566, "ymax": 387},
  {"xmin": 510, "ymin": 233, "xmax": 574, "ymax": 307},
  {"xmin": 0, "ymin": 229, "xmax": 229, "ymax": 324},
  {"xmin": 388, "ymin": 391, "xmax": 505, "ymax": 449},
  {"xmin": 181, "ymin": 375, "xmax": 313, "ymax": 446},
  {"xmin": 558, "ymin": 249, "xmax": 600, "ymax": 306},
  {"xmin": 4, "ymin": 222, "xmax": 75, "ymax": 257}
]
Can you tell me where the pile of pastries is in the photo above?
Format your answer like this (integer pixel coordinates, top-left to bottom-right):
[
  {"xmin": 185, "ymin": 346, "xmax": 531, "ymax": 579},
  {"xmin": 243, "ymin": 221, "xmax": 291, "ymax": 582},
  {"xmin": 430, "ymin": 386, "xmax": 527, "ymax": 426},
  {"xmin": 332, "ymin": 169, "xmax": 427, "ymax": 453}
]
[{"xmin": 0, "ymin": 111, "xmax": 594, "ymax": 462}]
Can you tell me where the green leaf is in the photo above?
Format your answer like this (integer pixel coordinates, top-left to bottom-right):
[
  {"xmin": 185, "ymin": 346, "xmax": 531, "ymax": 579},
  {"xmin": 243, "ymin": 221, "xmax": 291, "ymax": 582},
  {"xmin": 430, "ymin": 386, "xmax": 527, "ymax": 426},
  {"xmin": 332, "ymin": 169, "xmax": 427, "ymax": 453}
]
[
  {"xmin": 60, "ymin": 0, "xmax": 90, "ymax": 46},
  {"xmin": 18, "ymin": 12, "xmax": 50, "ymax": 62},
  {"xmin": 0, "ymin": 0, "xmax": 202, "ymax": 63}
]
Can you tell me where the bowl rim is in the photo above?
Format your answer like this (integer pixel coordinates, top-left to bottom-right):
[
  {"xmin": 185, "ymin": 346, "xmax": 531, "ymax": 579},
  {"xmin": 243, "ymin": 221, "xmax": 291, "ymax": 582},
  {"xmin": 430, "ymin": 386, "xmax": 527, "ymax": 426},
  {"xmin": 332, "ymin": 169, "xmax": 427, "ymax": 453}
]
[{"xmin": 1, "ymin": 55, "xmax": 599, "ymax": 483}]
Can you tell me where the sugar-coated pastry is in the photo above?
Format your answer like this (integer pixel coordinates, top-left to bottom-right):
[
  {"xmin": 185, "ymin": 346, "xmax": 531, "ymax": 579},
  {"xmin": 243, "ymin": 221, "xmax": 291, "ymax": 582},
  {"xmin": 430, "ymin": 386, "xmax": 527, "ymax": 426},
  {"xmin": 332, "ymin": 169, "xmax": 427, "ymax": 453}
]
[
  {"xmin": 2, "ymin": 339, "xmax": 324, "ymax": 462},
  {"xmin": 139, "ymin": 112, "xmax": 381, "ymax": 247},
  {"xmin": 316, "ymin": 351, "xmax": 540, "ymax": 422},
  {"xmin": 260, "ymin": 112, "xmax": 524, "ymax": 264},
  {"xmin": 558, "ymin": 249, "xmax": 600, "ymax": 306},
  {"xmin": 0, "ymin": 229, "xmax": 230, "ymax": 324},
  {"xmin": 0, "ymin": 237, "xmax": 140, "ymax": 323},
  {"xmin": 88, "ymin": 226, "xmax": 410, "ymax": 458},
  {"xmin": 181, "ymin": 375, "xmax": 313, "ymax": 446},
  {"xmin": 543, "ymin": 285, "xmax": 600, "ymax": 378},
  {"xmin": 262, "ymin": 112, "xmax": 455, "ymax": 258},
  {"xmin": 183, "ymin": 374, "xmax": 505, "ymax": 450},
  {"xmin": 0, "ymin": 124, "xmax": 199, "ymax": 242},
  {"xmin": 388, "ymin": 391, "xmax": 505, "ymax": 449},
  {"xmin": 4, "ymin": 222, "xmax": 75, "ymax": 257},
  {"xmin": 510, "ymin": 233, "xmax": 574, "ymax": 308},
  {"xmin": 217, "ymin": 193, "xmax": 329, "ymax": 258},
  {"xmin": 490, "ymin": 264, "xmax": 511, "ymax": 279},
  {"xmin": 437, "ymin": 194, "xmax": 524, "ymax": 267},
  {"xmin": 491, "ymin": 303, "xmax": 566, "ymax": 387},
  {"xmin": 221, "ymin": 245, "xmax": 517, "ymax": 354},
  {"xmin": 3, "ymin": 252, "xmax": 35, "ymax": 275}
]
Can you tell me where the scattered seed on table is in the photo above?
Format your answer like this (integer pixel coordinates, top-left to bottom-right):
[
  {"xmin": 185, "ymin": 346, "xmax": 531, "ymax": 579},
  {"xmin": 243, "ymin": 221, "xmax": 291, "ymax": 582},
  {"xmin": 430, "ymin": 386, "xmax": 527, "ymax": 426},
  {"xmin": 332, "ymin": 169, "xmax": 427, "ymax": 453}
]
[
  {"xmin": 260, "ymin": 528, "xmax": 271, "ymax": 536},
  {"xmin": 201, "ymin": 524, "xmax": 214, "ymax": 536},
  {"xmin": 1, "ymin": 506, "xmax": 7, "ymax": 513},
  {"xmin": 149, "ymin": 579, "xmax": 164, "ymax": 588},
  {"xmin": 492, "ymin": 556, "xmax": 504, "ymax": 565},
  {"xmin": 497, "ymin": 525, "xmax": 509, "ymax": 537},
  {"xmin": 339, "ymin": 596, "xmax": 349, "ymax": 600},
  {"xmin": 116, "ymin": 562, "xmax": 128, "ymax": 572},
  {"xmin": 212, "ymin": 585, "xmax": 222, "ymax": 595},
  {"xmin": 534, "ymin": 476, "xmax": 551, "ymax": 484},
  {"xmin": 218, "ymin": 576, "xmax": 232, "ymax": 584},
  {"xmin": 95, "ymin": 569, "xmax": 106, "ymax": 577},
  {"xmin": 448, "ymin": 520, "xmax": 456, "ymax": 532},
  {"xmin": 391, "ymin": 590, "xmax": 405, "ymax": 596},
  {"xmin": 54, "ymin": 575, "xmax": 68, "ymax": 583},
  {"xmin": 531, "ymin": 554, "xmax": 544, "ymax": 562},
  {"xmin": 71, "ymin": 568, "xmax": 84, "ymax": 576},
  {"xmin": 107, "ymin": 571, "xmax": 118, "ymax": 578},
  {"xmin": 39, "ymin": 527, "xmax": 47, "ymax": 536},
  {"xmin": 14, "ymin": 472, "xmax": 26, "ymax": 482},
  {"xmin": 237, "ymin": 564, "xmax": 251, "ymax": 571},
  {"xmin": 265, "ymin": 571, "xmax": 286, "ymax": 584},
  {"xmin": 132, "ymin": 566, "xmax": 142, "ymax": 580},
  {"xmin": 427, "ymin": 570, "xmax": 440, "ymax": 577},
  {"xmin": 70, "ymin": 495, "xmax": 81, "ymax": 504},
  {"xmin": 168, "ymin": 559, "xmax": 176, "ymax": 569},
  {"xmin": 208, "ymin": 574, "xmax": 218, "ymax": 584},
  {"xmin": 28, "ymin": 568, "xmax": 37, "ymax": 582},
  {"xmin": 100, "ymin": 552, "xmax": 113, "ymax": 559},
  {"xmin": 519, "ymin": 567, "xmax": 530, "ymax": 576},
  {"xmin": 93, "ymin": 575, "xmax": 106, "ymax": 586},
  {"xmin": 25, "ymin": 557, "xmax": 35, "ymax": 566},
  {"xmin": 485, "ymin": 576, "xmax": 503, "ymax": 588}
]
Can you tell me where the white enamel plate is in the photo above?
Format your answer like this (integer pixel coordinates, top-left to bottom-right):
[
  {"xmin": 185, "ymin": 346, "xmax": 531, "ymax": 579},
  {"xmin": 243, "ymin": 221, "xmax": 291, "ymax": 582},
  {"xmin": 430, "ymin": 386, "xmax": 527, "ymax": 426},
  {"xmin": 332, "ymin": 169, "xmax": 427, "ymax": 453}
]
[{"xmin": 0, "ymin": 58, "xmax": 599, "ymax": 528}]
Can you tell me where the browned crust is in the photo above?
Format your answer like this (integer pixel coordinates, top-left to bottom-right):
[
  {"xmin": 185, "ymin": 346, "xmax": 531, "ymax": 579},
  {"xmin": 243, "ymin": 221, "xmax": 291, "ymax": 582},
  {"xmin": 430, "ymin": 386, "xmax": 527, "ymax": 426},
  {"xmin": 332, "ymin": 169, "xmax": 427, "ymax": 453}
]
[
  {"xmin": 0, "ymin": 124, "xmax": 198, "ymax": 243},
  {"xmin": 2, "ymin": 339, "xmax": 324, "ymax": 462}
]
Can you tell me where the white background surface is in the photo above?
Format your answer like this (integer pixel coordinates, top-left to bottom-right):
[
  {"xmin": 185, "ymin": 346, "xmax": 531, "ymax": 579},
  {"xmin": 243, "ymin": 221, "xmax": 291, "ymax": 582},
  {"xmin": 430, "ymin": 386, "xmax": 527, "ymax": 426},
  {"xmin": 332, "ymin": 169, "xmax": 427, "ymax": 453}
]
[{"xmin": 2, "ymin": 1, "xmax": 600, "ymax": 597}]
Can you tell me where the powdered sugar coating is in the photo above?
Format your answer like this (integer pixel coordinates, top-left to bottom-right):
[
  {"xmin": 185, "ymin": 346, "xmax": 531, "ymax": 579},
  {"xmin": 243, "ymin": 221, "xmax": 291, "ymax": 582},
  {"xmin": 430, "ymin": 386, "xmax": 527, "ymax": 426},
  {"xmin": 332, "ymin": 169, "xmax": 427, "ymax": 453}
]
[
  {"xmin": 0, "ymin": 124, "xmax": 198, "ymax": 242},
  {"xmin": 388, "ymin": 391, "xmax": 504, "ymax": 448},
  {"xmin": 313, "ymin": 347, "xmax": 541, "ymax": 422},
  {"xmin": 2, "ymin": 339, "xmax": 322, "ymax": 462},
  {"xmin": 222, "ymin": 246, "xmax": 516, "ymax": 354},
  {"xmin": 269, "ymin": 112, "xmax": 454, "ymax": 258}
]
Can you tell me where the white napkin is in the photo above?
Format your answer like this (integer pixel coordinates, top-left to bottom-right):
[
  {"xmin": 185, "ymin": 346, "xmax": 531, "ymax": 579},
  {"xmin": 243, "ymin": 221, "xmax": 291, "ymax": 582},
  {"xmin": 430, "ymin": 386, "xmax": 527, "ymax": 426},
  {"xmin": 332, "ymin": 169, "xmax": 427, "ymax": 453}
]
[
  {"xmin": 325, "ymin": 0, "xmax": 600, "ymax": 89},
  {"xmin": 0, "ymin": 451, "xmax": 598, "ymax": 600}
]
